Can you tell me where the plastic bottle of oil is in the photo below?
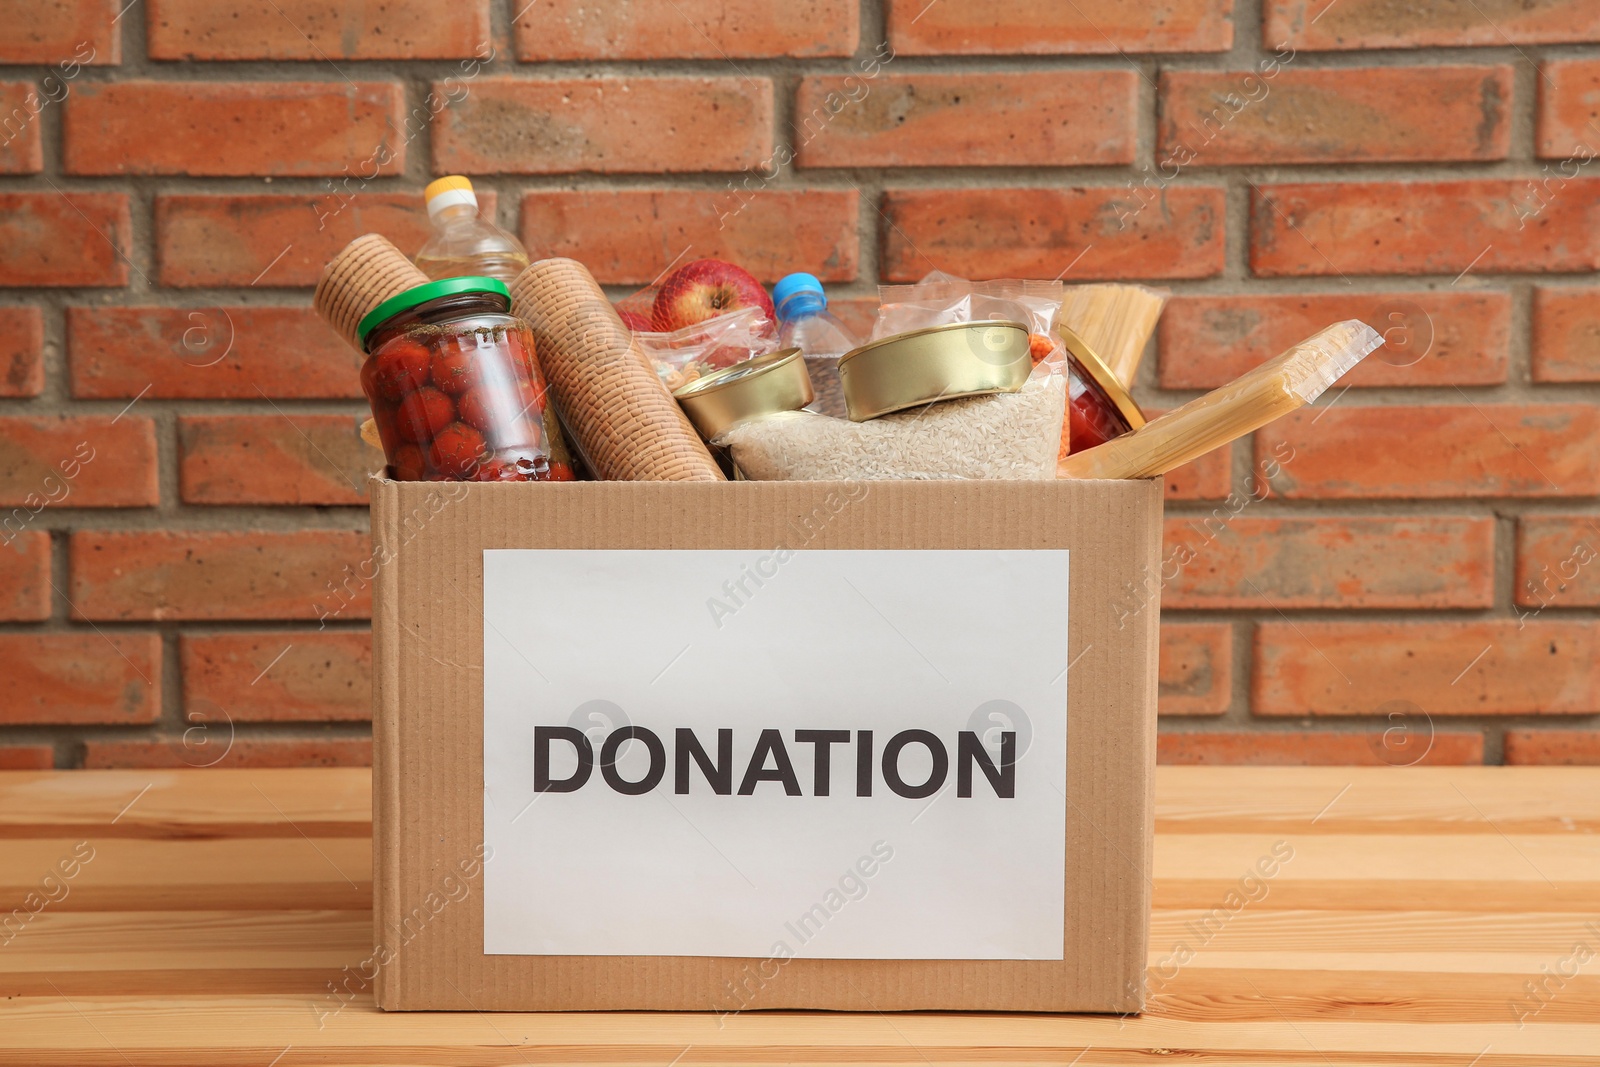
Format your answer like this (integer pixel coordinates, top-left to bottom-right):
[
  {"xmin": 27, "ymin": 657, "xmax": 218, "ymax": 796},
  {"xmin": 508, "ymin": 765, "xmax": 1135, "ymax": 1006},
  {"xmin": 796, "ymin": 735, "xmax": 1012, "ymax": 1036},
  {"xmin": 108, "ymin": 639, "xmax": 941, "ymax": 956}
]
[
  {"xmin": 774, "ymin": 272, "xmax": 858, "ymax": 418},
  {"xmin": 414, "ymin": 176, "xmax": 530, "ymax": 284}
]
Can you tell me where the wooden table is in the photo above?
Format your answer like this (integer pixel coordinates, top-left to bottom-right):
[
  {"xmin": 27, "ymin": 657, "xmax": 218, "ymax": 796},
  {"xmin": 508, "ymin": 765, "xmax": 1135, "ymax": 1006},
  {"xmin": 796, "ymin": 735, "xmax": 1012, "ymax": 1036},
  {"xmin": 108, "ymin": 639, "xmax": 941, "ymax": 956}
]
[{"xmin": 2, "ymin": 767, "xmax": 1597, "ymax": 1064}]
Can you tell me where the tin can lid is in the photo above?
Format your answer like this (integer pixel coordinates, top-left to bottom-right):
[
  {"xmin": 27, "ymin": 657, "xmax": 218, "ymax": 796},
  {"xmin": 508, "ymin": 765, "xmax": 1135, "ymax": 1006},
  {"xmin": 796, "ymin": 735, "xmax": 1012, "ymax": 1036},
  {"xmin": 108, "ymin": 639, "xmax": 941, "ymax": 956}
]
[
  {"xmin": 357, "ymin": 276, "xmax": 511, "ymax": 348},
  {"xmin": 1058, "ymin": 324, "xmax": 1147, "ymax": 431},
  {"xmin": 837, "ymin": 320, "xmax": 1031, "ymax": 421},
  {"xmin": 674, "ymin": 349, "xmax": 814, "ymax": 439}
]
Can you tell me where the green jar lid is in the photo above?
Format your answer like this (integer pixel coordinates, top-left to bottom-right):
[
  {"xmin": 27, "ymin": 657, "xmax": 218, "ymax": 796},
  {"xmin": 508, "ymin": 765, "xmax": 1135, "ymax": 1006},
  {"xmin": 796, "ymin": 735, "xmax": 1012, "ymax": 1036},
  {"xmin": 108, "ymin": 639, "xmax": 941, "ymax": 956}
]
[{"xmin": 357, "ymin": 276, "xmax": 511, "ymax": 348}]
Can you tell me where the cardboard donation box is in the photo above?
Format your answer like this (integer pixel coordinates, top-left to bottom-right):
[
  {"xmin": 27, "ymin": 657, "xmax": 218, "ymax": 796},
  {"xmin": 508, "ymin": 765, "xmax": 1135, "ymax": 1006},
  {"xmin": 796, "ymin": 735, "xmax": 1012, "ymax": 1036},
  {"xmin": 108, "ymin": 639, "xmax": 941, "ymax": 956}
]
[{"xmin": 371, "ymin": 477, "xmax": 1161, "ymax": 1013}]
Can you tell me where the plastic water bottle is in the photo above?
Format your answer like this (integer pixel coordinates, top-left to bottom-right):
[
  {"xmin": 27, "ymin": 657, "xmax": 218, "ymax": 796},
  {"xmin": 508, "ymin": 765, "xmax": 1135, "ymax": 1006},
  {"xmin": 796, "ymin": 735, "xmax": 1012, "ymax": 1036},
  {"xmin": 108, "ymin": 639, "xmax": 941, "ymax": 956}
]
[
  {"xmin": 774, "ymin": 273, "xmax": 858, "ymax": 419},
  {"xmin": 414, "ymin": 176, "xmax": 530, "ymax": 284}
]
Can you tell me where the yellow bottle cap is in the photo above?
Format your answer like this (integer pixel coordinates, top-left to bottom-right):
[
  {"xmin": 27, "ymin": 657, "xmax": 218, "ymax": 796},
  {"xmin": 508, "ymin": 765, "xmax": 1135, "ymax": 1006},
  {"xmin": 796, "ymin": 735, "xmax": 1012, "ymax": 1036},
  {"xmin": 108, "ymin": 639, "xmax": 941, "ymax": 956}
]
[
  {"xmin": 425, "ymin": 175, "xmax": 473, "ymax": 199},
  {"xmin": 424, "ymin": 176, "xmax": 478, "ymax": 217}
]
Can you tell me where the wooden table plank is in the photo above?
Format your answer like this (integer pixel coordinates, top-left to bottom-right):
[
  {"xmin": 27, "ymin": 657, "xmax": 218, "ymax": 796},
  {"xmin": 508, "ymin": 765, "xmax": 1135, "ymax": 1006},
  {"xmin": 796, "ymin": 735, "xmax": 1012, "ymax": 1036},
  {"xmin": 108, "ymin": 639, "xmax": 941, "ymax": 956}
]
[
  {"xmin": 7, "ymin": 834, "xmax": 1592, "ymax": 913},
  {"xmin": 1153, "ymin": 767, "xmax": 1600, "ymax": 835},
  {"xmin": 0, "ymin": 838, "xmax": 370, "ymax": 910},
  {"xmin": 0, "ymin": 770, "xmax": 370, "ymax": 839},
  {"xmin": 20, "ymin": 909, "xmax": 1588, "ymax": 978},
  {"xmin": 0, "ymin": 995, "xmax": 1596, "ymax": 1064},
  {"xmin": 1148, "ymin": 974, "xmax": 1600, "ymax": 1026},
  {"xmin": 1151, "ymin": 909, "xmax": 1600, "ymax": 952},
  {"xmin": 0, "ymin": 911, "xmax": 368, "ymax": 996},
  {"xmin": 1, "ymin": 767, "xmax": 1597, "ymax": 1064},
  {"xmin": 6, "ymin": 766, "xmax": 1594, "ymax": 840},
  {"xmin": 1154, "ymin": 833, "xmax": 1600, "ymax": 910},
  {"xmin": 9, "ymin": 906, "xmax": 1597, "ymax": 1026}
]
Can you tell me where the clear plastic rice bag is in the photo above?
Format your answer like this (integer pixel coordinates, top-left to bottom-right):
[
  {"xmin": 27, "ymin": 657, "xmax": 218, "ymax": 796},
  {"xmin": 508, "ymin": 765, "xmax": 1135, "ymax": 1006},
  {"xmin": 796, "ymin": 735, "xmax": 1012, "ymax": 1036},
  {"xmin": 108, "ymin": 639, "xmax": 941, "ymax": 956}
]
[{"xmin": 715, "ymin": 376, "xmax": 1067, "ymax": 481}]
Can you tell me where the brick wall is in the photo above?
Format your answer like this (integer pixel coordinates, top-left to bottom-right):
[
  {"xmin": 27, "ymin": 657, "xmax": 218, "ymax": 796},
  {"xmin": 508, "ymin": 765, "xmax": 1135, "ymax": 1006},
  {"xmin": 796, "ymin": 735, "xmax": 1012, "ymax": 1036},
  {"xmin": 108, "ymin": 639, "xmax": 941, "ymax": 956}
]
[{"xmin": 0, "ymin": 0, "xmax": 1596, "ymax": 769}]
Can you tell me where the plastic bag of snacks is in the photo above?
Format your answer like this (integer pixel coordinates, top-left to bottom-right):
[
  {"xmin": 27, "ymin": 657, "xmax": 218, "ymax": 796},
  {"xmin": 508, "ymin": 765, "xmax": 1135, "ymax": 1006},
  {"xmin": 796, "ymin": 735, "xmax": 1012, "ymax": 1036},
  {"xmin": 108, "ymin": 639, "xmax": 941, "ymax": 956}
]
[{"xmin": 630, "ymin": 306, "xmax": 782, "ymax": 392}]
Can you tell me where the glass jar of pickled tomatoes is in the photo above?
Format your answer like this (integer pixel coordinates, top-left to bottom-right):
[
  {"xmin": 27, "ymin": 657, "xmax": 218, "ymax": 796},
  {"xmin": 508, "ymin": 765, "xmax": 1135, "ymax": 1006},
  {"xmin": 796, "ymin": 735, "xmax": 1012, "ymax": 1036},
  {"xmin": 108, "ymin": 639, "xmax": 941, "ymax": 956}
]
[
  {"xmin": 358, "ymin": 277, "xmax": 573, "ymax": 482},
  {"xmin": 1058, "ymin": 325, "xmax": 1146, "ymax": 453}
]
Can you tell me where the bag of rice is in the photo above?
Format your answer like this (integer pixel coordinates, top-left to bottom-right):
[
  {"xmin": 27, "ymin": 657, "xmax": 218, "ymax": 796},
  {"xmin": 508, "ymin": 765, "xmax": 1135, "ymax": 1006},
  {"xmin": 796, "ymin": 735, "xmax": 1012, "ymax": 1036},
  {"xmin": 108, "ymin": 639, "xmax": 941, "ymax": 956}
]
[{"xmin": 716, "ymin": 372, "xmax": 1066, "ymax": 481}]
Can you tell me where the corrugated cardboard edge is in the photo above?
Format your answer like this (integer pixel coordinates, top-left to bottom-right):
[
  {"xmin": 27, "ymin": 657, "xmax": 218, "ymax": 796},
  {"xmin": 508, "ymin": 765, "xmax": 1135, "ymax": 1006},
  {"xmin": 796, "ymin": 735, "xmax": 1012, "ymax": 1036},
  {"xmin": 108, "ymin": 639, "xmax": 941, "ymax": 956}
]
[
  {"xmin": 371, "ymin": 477, "xmax": 404, "ymax": 1011},
  {"xmin": 1131, "ymin": 482, "xmax": 1160, "ymax": 1014},
  {"xmin": 372, "ymin": 478, "xmax": 1160, "ymax": 1014}
]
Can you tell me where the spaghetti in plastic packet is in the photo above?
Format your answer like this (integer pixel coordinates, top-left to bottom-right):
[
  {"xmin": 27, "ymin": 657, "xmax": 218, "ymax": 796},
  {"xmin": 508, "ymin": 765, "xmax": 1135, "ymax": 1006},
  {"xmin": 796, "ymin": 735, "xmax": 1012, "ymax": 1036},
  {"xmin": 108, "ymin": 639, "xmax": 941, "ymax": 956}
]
[
  {"xmin": 629, "ymin": 306, "xmax": 781, "ymax": 393},
  {"xmin": 1059, "ymin": 320, "xmax": 1383, "ymax": 480}
]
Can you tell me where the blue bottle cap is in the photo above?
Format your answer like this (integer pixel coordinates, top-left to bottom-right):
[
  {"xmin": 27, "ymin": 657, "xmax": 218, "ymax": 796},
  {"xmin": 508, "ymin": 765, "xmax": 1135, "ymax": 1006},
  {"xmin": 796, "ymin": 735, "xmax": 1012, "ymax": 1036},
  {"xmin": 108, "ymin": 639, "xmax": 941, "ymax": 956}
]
[{"xmin": 773, "ymin": 272, "xmax": 826, "ymax": 310}]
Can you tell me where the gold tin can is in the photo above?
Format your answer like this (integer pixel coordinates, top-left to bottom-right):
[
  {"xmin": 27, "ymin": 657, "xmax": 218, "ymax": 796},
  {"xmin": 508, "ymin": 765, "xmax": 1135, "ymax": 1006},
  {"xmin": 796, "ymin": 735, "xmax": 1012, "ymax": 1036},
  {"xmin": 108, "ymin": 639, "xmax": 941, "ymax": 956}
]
[
  {"xmin": 1057, "ymin": 324, "xmax": 1146, "ymax": 431},
  {"xmin": 673, "ymin": 348, "xmax": 814, "ymax": 440},
  {"xmin": 838, "ymin": 320, "xmax": 1031, "ymax": 421}
]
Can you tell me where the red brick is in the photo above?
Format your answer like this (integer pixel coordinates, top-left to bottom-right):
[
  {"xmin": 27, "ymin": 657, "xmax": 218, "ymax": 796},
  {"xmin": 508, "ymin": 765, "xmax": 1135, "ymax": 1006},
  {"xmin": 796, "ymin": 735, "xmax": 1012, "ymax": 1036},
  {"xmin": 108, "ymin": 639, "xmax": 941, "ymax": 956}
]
[
  {"xmin": 0, "ymin": 530, "xmax": 50, "ymax": 621},
  {"xmin": 0, "ymin": 81, "xmax": 43, "ymax": 173},
  {"xmin": 0, "ymin": 745, "xmax": 53, "ymax": 770},
  {"xmin": 147, "ymin": 0, "xmax": 492, "ymax": 60},
  {"xmin": 432, "ymin": 77, "xmax": 773, "ymax": 175},
  {"xmin": 69, "ymin": 530, "xmax": 373, "ymax": 622},
  {"xmin": 1159, "ymin": 292, "xmax": 1510, "ymax": 389},
  {"xmin": 65, "ymin": 81, "xmax": 405, "ymax": 177},
  {"xmin": 1532, "ymin": 286, "xmax": 1600, "ymax": 382},
  {"xmin": 890, "ymin": 0, "xmax": 1233, "ymax": 54},
  {"xmin": 1163, "ymin": 516, "xmax": 1494, "ymax": 610},
  {"xmin": 83, "ymin": 737, "xmax": 372, "ymax": 769},
  {"xmin": 180, "ymin": 632, "xmax": 371, "ymax": 723},
  {"xmin": 1164, "ymin": 450, "xmax": 1232, "ymax": 501},
  {"xmin": 521, "ymin": 189, "xmax": 858, "ymax": 285},
  {"xmin": 0, "ymin": 634, "xmax": 160, "ymax": 725},
  {"xmin": 1257, "ymin": 404, "xmax": 1600, "ymax": 499},
  {"xmin": 1504, "ymin": 729, "xmax": 1600, "ymax": 765},
  {"xmin": 796, "ymin": 71, "xmax": 1137, "ymax": 168},
  {"xmin": 1158, "ymin": 730, "xmax": 1483, "ymax": 765},
  {"xmin": 68, "ymin": 306, "xmax": 365, "ymax": 399},
  {"xmin": 1160, "ymin": 65, "xmax": 1511, "ymax": 165},
  {"xmin": 0, "ymin": 192, "xmax": 129, "ymax": 287},
  {"xmin": 179, "ymin": 415, "xmax": 371, "ymax": 506},
  {"xmin": 0, "ymin": 0, "xmax": 118, "ymax": 64},
  {"xmin": 1266, "ymin": 0, "xmax": 1600, "ymax": 50},
  {"xmin": 154, "ymin": 191, "xmax": 494, "ymax": 288},
  {"xmin": 0, "ymin": 307, "xmax": 44, "ymax": 397},
  {"xmin": 882, "ymin": 187, "xmax": 1226, "ymax": 282},
  {"xmin": 1158, "ymin": 622, "xmax": 1232, "ymax": 716},
  {"xmin": 1537, "ymin": 60, "xmax": 1600, "ymax": 158},
  {"xmin": 515, "ymin": 0, "xmax": 857, "ymax": 59},
  {"xmin": 1253, "ymin": 620, "xmax": 1600, "ymax": 716},
  {"xmin": 0, "ymin": 417, "xmax": 157, "ymax": 507},
  {"xmin": 1251, "ymin": 180, "xmax": 1600, "ymax": 276},
  {"xmin": 1516, "ymin": 517, "xmax": 1600, "ymax": 610}
]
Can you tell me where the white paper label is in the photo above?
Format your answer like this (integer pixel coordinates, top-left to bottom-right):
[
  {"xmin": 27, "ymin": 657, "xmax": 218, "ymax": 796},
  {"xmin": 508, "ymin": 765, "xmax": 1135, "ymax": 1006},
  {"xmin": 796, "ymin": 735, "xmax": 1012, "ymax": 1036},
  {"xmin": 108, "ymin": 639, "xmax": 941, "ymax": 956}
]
[{"xmin": 482, "ymin": 549, "xmax": 1068, "ymax": 961}]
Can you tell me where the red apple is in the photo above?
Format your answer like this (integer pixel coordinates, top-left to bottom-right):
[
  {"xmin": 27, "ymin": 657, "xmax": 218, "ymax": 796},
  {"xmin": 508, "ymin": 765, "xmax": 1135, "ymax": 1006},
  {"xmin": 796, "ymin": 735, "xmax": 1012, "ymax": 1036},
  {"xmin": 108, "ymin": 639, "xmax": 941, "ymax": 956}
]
[
  {"xmin": 652, "ymin": 259, "xmax": 774, "ymax": 332},
  {"xmin": 615, "ymin": 307, "xmax": 653, "ymax": 333}
]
